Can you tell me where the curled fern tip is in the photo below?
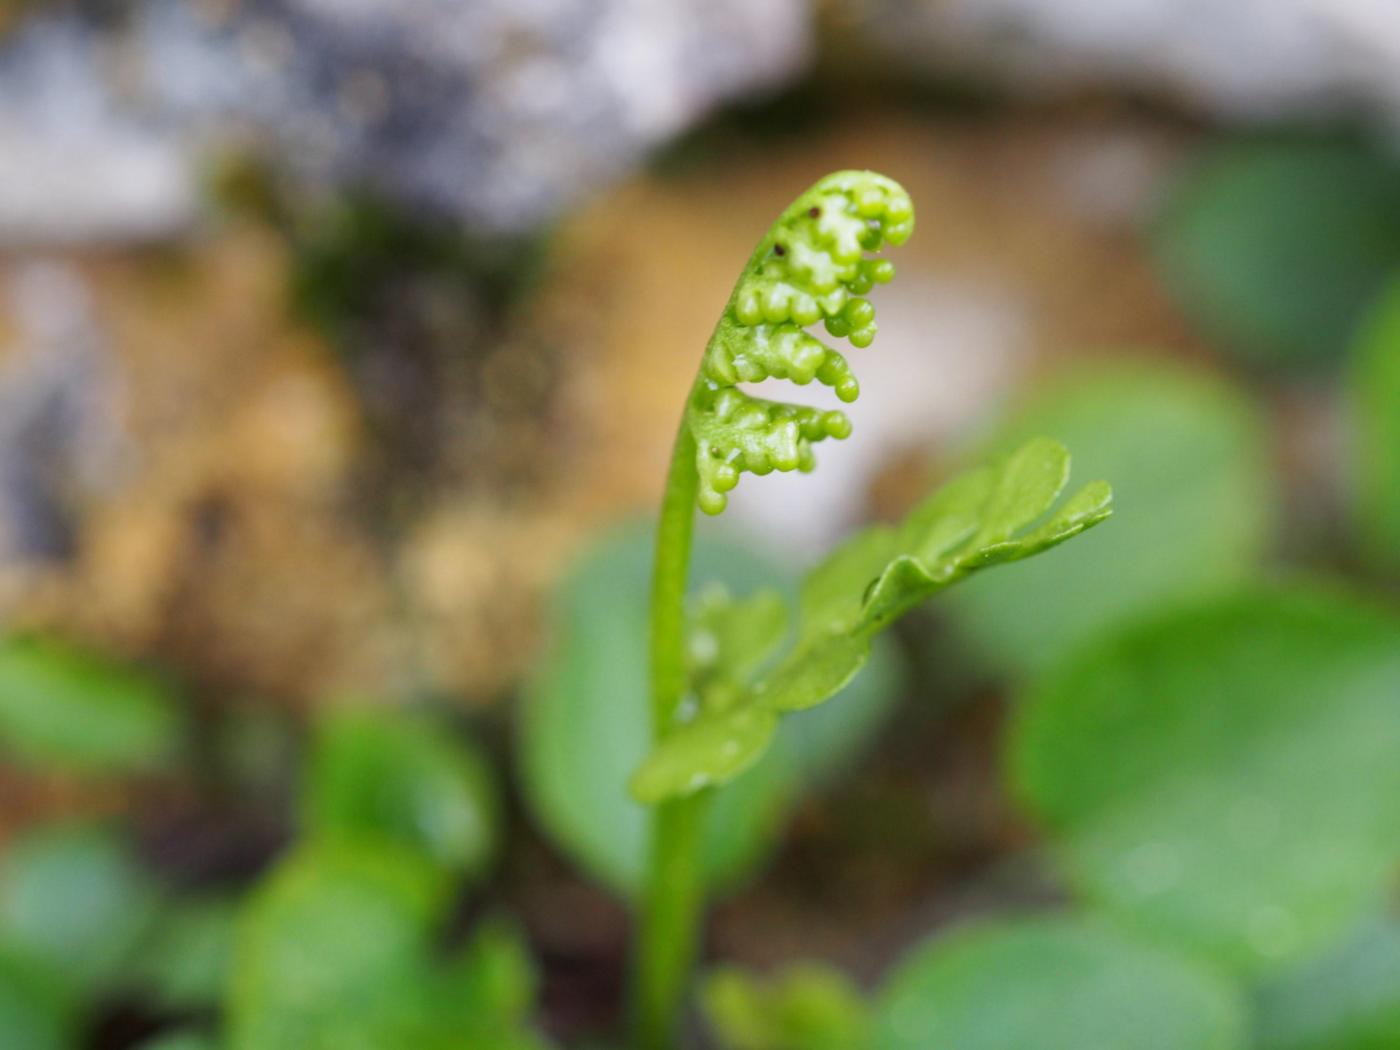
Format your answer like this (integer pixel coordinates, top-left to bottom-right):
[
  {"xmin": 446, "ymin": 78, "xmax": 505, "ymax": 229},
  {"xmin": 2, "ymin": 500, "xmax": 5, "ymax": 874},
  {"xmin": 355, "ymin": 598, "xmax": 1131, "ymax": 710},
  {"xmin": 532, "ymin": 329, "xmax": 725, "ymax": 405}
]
[{"xmin": 688, "ymin": 170, "xmax": 914, "ymax": 515}]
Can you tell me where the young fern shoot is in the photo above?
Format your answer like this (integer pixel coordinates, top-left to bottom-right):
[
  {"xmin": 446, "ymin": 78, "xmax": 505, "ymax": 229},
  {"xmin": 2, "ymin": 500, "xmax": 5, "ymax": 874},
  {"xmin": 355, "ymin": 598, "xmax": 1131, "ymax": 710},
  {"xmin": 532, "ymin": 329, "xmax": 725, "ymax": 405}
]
[
  {"xmin": 688, "ymin": 171, "xmax": 911, "ymax": 515},
  {"xmin": 633, "ymin": 170, "xmax": 1112, "ymax": 1050}
]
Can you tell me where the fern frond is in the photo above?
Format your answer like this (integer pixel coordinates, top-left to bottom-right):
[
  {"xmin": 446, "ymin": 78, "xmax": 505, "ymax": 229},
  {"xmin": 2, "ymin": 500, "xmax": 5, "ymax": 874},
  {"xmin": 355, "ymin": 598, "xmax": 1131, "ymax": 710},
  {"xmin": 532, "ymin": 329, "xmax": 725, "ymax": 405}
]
[{"xmin": 689, "ymin": 171, "xmax": 914, "ymax": 514}]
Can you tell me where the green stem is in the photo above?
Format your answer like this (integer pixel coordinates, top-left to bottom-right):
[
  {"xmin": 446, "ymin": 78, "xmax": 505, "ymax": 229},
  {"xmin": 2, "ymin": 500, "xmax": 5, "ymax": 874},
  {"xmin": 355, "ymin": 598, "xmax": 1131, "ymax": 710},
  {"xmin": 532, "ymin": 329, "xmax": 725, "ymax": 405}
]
[
  {"xmin": 648, "ymin": 423, "xmax": 699, "ymax": 736},
  {"xmin": 631, "ymin": 420, "xmax": 708, "ymax": 1050}
]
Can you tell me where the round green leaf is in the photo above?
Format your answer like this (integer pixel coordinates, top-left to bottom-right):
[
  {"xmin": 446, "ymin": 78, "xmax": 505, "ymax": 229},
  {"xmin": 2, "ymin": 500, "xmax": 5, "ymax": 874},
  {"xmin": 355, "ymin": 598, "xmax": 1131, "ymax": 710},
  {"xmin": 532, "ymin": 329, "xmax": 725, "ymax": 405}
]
[
  {"xmin": 1153, "ymin": 138, "xmax": 1400, "ymax": 369},
  {"xmin": 0, "ymin": 822, "xmax": 159, "ymax": 993},
  {"xmin": 227, "ymin": 841, "xmax": 447, "ymax": 1050},
  {"xmin": 1012, "ymin": 586, "xmax": 1400, "ymax": 974},
  {"xmin": 302, "ymin": 707, "xmax": 499, "ymax": 877},
  {"xmin": 1254, "ymin": 915, "xmax": 1400, "ymax": 1050},
  {"xmin": 520, "ymin": 523, "xmax": 901, "ymax": 899},
  {"xmin": 875, "ymin": 915, "xmax": 1246, "ymax": 1050},
  {"xmin": 0, "ymin": 944, "xmax": 76, "ymax": 1050},
  {"xmin": 1350, "ymin": 278, "xmax": 1400, "ymax": 574},
  {"xmin": 0, "ymin": 636, "xmax": 182, "ymax": 776},
  {"xmin": 943, "ymin": 360, "xmax": 1274, "ymax": 677}
]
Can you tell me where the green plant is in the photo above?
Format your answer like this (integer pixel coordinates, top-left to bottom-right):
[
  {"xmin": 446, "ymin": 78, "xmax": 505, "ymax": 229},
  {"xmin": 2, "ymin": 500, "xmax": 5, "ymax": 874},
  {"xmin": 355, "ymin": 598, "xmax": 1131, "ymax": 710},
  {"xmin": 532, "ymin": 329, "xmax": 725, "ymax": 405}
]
[
  {"xmin": 0, "ymin": 696, "xmax": 521, "ymax": 1050},
  {"xmin": 624, "ymin": 169, "xmax": 1112, "ymax": 1048},
  {"xmin": 8, "ymin": 163, "xmax": 1400, "ymax": 1050},
  {"xmin": 1350, "ymin": 278, "xmax": 1400, "ymax": 574},
  {"xmin": 1152, "ymin": 137, "xmax": 1400, "ymax": 370},
  {"xmin": 939, "ymin": 358, "xmax": 1274, "ymax": 677}
]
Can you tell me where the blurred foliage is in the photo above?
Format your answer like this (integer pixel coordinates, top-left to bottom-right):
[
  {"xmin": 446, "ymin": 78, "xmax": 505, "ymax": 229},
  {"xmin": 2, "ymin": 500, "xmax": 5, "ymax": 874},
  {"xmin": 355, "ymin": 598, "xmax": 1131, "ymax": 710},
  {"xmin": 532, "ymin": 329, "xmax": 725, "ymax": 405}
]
[
  {"xmin": 1153, "ymin": 136, "xmax": 1400, "ymax": 369},
  {"xmin": 943, "ymin": 359, "xmax": 1274, "ymax": 677},
  {"xmin": 208, "ymin": 158, "xmax": 547, "ymax": 354},
  {"xmin": 1349, "ymin": 278, "xmax": 1400, "ymax": 574},
  {"xmin": 128, "ymin": 896, "xmax": 238, "ymax": 1013},
  {"xmin": 0, "ymin": 824, "xmax": 159, "ymax": 994},
  {"xmin": 1254, "ymin": 916, "xmax": 1400, "ymax": 1050},
  {"xmin": 631, "ymin": 437, "xmax": 1110, "ymax": 804},
  {"xmin": 0, "ymin": 636, "xmax": 538, "ymax": 1048},
  {"xmin": 226, "ymin": 841, "xmax": 549, "ymax": 1050},
  {"xmin": 226, "ymin": 839, "xmax": 446, "ymax": 1050},
  {"xmin": 0, "ymin": 637, "xmax": 183, "ymax": 777},
  {"xmin": 285, "ymin": 193, "xmax": 547, "ymax": 353},
  {"xmin": 521, "ymin": 523, "xmax": 901, "ymax": 899},
  {"xmin": 135, "ymin": 1034, "xmax": 218, "ymax": 1050},
  {"xmin": 0, "ymin": 943, "xmax": 75, "ymax": 1050},
  {"xmin": 874, "ymin": 915, "xmax": 1246, "ymax": 1050},
  {"xmin": 5, "ymin": 107, "xmax": 1400, "ymax": 1050},
  {"xmin": 1012, "ymin": 586, "xmax": 1400, "ymax": 975},
  {"xmin": 702, "ymin": 964, "xmax": 871, "ymax": 1050},
  {"xmin": 301, "ymin": 706, "xmax": 499, "ymax": 878}
]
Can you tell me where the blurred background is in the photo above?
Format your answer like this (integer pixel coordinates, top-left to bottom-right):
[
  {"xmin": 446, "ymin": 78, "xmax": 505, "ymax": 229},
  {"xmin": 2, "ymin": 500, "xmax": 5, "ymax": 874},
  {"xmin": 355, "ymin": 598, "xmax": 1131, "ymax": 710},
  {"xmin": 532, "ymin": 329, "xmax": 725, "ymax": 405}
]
[{"xmin": 0, "ymin": 2, "xmax": 1399, "ymax": 1049}]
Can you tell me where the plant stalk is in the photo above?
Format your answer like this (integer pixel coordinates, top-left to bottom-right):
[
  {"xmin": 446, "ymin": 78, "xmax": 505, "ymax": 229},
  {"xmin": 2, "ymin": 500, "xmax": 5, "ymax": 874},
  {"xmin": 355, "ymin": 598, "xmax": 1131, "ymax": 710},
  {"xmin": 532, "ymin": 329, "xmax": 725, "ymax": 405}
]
[{"xmin": 631, "ymin": 420, "xmax": 708, "ymax": 1050}]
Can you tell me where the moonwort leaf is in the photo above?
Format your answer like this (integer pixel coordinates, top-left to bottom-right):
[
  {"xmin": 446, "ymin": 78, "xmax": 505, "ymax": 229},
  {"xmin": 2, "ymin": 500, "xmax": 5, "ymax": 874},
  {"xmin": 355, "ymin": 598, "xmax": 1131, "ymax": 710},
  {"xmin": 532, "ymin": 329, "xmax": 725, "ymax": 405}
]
[
  {"xmin": 630, "ymin": 437, "xmax": 1111, "ymax": 803},
  {"xmin": 521, "ymin": 524, "xmax": 901, "ymax": 898},
  {"xmin": 942, "ymin": 359, "xmax": 1274, "ymax": 677},
  {"xmin": 688, "ymin": 586, "xmax": 789, "ymax": 715},
  {"xmin": 628, "ymin": 707, "xmax": 780, "ymax": 804}
]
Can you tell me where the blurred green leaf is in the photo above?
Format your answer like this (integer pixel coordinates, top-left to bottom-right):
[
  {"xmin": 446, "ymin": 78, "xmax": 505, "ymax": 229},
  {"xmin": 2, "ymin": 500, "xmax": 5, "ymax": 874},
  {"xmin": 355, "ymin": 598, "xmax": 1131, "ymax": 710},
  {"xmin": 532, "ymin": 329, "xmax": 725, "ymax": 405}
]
[
  {"xmin": 0, "ymin": 822, "xmax": 158, "ymax": 994},
  {"xmin": 131, "ymin": 896, "xmax": 237, "ymax": 1012},
  {"xmin": 226, "ymin": 840, "xmax": 448, "ymax": 1050},
  {"xmin": 231, "ymin": 844, "xmax": 550, "ymax": 1050},
  {"xmin": 629, "ymin": 706, "xmax": 779, "ymax": 806},
  {"xmin": 1255, "ymin": 915, "xmax": 1400, "ymax": 1050},
  {"xmin": 520, "ymin": 523, "xmax": 901, "ymax": 899},
  {"xmin": 0, "ymin": 944, "xmax": 76, "ymax": 1050},
  {"xmin": 0, "ymin": 636, "xmax": 182, "ymax": 776},
  {"xmin": 430, "ymin": 919, "xmax": 551, "ymax": 1050},
  {"xmin": 136, "ymin": 1033, "xmax": 219, "ymax": 1050},
  {"xmin": 703, "ymin": 963, "xmax": 871, "ymax": 1050},
  {"xmin": 449, "ymin": 918, "xmax": 537, "ymax": 1026},
  {"xmin": 631, "ymin": 438, "xmax": 1110, "ymax": 803},
  {"xmin": 875, "ymin": 915, "xmax": 1246, "ymax": 1050},
  {"xmin": 302, "ymin": 707, "xmax": 498, "ymax": 878},
  {"xmin": 1153, "ymin": 137, "xmax": 1400, "ymax": 368},
  {"xmin": 1012, "ymin": 586, "xmax": 1400, "ymax": 974},
  {"xmin": 944, "ymin": 360, "xmax": 1274, "ymax": 677},
  {"xmin": 1350, "ymin": 278, "xmax": 1400, "ymax": 574},
  {"xmin": 687, "ymin": 586, "xmax": 789, "ymax": 713}
]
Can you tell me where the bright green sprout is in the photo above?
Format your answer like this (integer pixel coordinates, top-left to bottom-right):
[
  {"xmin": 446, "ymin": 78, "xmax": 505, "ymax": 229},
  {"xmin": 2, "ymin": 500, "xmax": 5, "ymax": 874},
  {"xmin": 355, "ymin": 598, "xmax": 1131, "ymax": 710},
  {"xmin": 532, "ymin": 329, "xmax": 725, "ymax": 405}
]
[
  {"xmin": 689, "ymin": 171, "xmax": 914, "ymax": 515},
  {"xmin": 633, "ymin": 170, "xmax": 1110, "ymax": 1049}
]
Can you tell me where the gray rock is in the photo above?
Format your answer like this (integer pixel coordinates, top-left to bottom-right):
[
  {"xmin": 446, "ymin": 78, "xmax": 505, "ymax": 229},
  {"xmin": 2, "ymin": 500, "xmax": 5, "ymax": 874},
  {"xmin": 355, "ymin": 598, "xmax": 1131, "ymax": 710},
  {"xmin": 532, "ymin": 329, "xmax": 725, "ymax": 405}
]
[
  {"xmin": 0, "ymin": 0, "xmax": 810, "ymax": 243},
  {"xmin": 852, "ymin": 0, "xmax": 1400, "ymax": 121},
  {"xmin": 0, "ymin": 263, "xmax": 123, "ymax": 563},
  {"xmin": 0, "ymin": 16, "xmax": 198, "ymax": 244}
]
